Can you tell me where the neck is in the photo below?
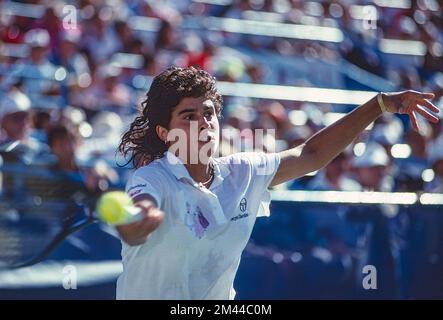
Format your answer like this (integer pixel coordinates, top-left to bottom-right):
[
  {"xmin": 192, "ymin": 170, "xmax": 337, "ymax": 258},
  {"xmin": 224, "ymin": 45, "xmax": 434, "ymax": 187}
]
[{"xmin": 184, "ymin": 161, "xmax": 213, "ymax": 186}]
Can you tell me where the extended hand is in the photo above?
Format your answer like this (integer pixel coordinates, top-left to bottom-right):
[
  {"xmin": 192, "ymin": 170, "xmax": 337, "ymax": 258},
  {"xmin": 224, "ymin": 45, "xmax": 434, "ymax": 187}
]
[{"xmin": 382, "ymin": 90, "xmax": 440, "ymax": 132}]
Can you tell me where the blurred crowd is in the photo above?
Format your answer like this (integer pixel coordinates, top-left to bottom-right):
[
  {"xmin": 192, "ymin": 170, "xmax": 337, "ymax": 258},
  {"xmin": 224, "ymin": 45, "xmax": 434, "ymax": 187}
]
[
  {"xmin": 0, "ymin": 0, "xmax": 442, "ymax": 193},
  {"xmin": 1, "ymin": 0, "xmax": 443, "ymax": 299}
]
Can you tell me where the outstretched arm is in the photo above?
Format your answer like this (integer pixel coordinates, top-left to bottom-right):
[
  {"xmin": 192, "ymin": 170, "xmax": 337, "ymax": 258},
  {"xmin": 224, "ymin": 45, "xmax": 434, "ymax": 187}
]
[{"xmin": 271, "ymin": 91, "xmax": 439, "ymax": 186}]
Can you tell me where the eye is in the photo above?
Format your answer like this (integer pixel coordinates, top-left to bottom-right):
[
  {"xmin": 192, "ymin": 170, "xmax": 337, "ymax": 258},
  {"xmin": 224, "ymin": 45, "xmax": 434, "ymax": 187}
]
[
  {"xmin": 204, "ymin": 111, "xmax": 214, "ymax": 119},
  {"xmin": 184, "ymin": 114, "xmax": 193, "ymax": 121}
]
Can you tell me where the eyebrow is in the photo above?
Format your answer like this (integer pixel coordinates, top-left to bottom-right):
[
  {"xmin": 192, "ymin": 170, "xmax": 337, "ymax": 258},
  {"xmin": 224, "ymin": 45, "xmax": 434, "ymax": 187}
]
[
  {"xmin": 177, "ymin": 108, "xmax": 196, "ymax": 116},
  {"xmin": 177, "ymin": 105, "xmax": 214, "ymax": 116}
]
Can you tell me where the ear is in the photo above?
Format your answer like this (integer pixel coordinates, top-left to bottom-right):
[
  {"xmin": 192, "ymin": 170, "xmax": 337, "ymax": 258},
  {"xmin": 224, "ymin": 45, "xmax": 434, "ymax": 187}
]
[{"xmin": 156, "ymin": 125, "xmax": 168, "ymax": 143}]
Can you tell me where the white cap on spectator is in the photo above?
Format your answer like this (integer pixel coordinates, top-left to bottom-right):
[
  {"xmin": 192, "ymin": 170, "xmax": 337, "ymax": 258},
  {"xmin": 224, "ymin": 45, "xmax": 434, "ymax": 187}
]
[
  {"xmin": 0, "ymin": 90, "xmax": 31, "ymax": 119},
  {"xmin": 24, "ymin": 28, "xmax": 50, "ymax": 48},
  {"xmin": 352, "ymin": 142, "xmax": 389, "ymax": 168},
  {"xmin": 372, "ymin": 116, "xmax": 404, "ymax": 145}
]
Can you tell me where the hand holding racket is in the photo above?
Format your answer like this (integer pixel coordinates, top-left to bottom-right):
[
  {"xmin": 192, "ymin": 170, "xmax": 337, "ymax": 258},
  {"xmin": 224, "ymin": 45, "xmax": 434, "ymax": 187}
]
[
  {"xmin": 106, "ymin": 193, "xmax": 164, "ymax": 246},
  {"xmin": 0, "ymin": 190, "xmax": 163, "ymax": 269}
]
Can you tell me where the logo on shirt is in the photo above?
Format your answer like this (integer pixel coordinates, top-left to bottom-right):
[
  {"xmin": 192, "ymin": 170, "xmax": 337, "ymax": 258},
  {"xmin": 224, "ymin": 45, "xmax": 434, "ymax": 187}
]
[
  {"xmin": 239, "ymin": 198, "xmax": 247, "ymax": 212},
  {"xmin": 230, "ymin": 198, "xmax": 249, "ymax": 222},
  {"xmin": 230, "ymin": 213, "xmax": 249, "ymax": 222},
  {"xmin": 185, "ymin": 202, "xmax": 209, "ymax": 239},
  {"xmin": 127, "ymin": 184, "xmax": 146, "ymax": 192},
  {"xmin": 128, "ymin": 189, "xmax": 142, "ymax": 198}
]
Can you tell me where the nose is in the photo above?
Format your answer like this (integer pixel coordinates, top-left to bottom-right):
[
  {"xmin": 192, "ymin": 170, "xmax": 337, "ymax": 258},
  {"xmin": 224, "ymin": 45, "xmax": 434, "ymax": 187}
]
[{"xmin": 199, "ymin": 114, "xmax": 211, "ymax": 133}]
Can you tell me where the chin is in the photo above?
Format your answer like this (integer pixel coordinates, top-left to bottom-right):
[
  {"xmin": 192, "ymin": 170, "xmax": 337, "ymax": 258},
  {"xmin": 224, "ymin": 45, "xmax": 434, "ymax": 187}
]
[{"xmin": 197, "ymin": 140, "xmax": 218, "ymax": 161}]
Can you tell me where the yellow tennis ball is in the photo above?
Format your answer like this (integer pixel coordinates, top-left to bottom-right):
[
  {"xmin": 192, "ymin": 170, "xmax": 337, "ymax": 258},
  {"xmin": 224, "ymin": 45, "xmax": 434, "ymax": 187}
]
[{"xmin": 97, "ymin": 191, "xmax": 134, "ymax": 225}]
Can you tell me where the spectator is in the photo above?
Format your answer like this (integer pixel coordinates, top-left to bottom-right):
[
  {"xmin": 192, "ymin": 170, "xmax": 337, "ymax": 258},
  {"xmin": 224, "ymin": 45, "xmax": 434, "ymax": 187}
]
[
  {"xmin": 81, "ymin": 12, "xmax": 120, "ymax": 64},
  {"xmin": 31, "ymin": 5, "xmax": 63, "ymax": 51},
  {"xmin": 31, "ymin": 110, "xmax": 52, "ymax": 144},
  {"xmin": 2, "ymin": 28, "xmax": 61, "ymax": 109},
  {"xmin": 352, "ymin": 142, "xmax": 393, "ymax": 192},
  {"xmin": 0, "ymin": 89, "xmax": 51, "ymax": 198},
  {"xmin": 51, "ymin": 30, "xmax": 90, "ymax": 80},
  {"xmin": 307, "ymin": 152, "xmax": 360, "ymax": 191},
  {"xmin": 80, "ymin": 64, "xmax": 133, "ymax": 117},
  {"xmin": 0, "ymin": 89, "xmax": 49, "ymax": 160},
  {"xmin": 47, "ymin": 124, "xmax": 118, "ymax": 194},
  {"xmin": 0, "ymin": 89, "xmax": 32, "ymax": 143}
]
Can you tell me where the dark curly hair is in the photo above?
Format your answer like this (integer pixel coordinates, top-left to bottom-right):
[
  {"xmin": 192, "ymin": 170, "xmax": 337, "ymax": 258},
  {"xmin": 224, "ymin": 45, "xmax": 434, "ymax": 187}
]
[{"xmin": 118, "ymin": 66, "xmax": 223, "ymax": 168}]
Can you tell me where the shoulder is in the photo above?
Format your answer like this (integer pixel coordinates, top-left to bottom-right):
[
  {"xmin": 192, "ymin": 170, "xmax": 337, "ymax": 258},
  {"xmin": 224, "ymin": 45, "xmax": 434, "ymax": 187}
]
[
  {"xmin": 217, "ymin": 151, "xmax": 277, "ymax": 164},
  {"xmin": 215, "ymin": 152, "xmax": 257, "ymax": 178},
  {"xmin": 217, "ymin": 152, "xmax": 280, "ymax": 174},
  {"xmin": 216, "ymin": 152, "xmax": 253, "ymax": 166},
  {"xmin": 132, "ymin": 159, "xmax": 164, "ymax": 176},
  {"xmin": 127, "ymin": 158, "xmax": 169, "ymax": 186},
  {"xmin": 125, "ymin": 159, "xmax": 170, "ymax": 205}
]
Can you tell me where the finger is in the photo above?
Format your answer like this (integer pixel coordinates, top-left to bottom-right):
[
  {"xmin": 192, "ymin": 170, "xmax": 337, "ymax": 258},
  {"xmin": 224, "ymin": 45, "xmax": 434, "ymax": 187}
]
[
  {"xmin": 140, "ymin": 221, "xmax": 160, "ymax": 235},
  {"xmin": 401, "ymin": 97, "xmax": 416, "ymax": 113},
  {"xmin": 143, "ymin": 209, "xmax": 164, "ymax": 227},
  {"xmin": 140, "ymin": 217, "xmax": 163, "ymax": 235},
  {"xmin": 409, "ymin": 110, "xmax": 419, "ymax": 132},
  {"xmin": 147, "ymin": 208, "xmax": 164, "ymax": 220},
  {"xmin": 129, "ymin": 207, "xmax": 160, "ymax": 228},
  {"xmin": 419, "ymin": 98, "xmax": 440, "ymax": 113},
  {"xmin": 419, "ymin": 92, "xmax": 435, "ymax": 99},
  {"xmin": 414, "ymin": 104, "xmax": 439, "ymax": 123},
  {"xmin": 135, "ymin": 202, "xmax": 156, "ymax": 217}
]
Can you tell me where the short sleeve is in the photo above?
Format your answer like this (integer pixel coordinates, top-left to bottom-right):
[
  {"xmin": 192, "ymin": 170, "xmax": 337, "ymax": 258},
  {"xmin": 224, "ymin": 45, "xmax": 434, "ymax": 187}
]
[
  {"xmin": 125, "ymin": 169, "xmax": 162, "ymax": 208},
  {"xmin": 242, "ymin": 152, "xmax": 281, "ymax": 218}
]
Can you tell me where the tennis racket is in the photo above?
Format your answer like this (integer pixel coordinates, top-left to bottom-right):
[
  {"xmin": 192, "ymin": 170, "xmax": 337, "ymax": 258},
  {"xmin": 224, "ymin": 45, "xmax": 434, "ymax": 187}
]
[{"xmin": 0, "ymin": 159, "xmax": 142, "ymax": 269}]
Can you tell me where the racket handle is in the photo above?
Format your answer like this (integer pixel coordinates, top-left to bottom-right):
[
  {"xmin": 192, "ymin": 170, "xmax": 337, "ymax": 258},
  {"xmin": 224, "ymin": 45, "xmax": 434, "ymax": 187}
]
[{"xmin": 112, "ymin": 206, "xmax": 144, "ymax": 226}]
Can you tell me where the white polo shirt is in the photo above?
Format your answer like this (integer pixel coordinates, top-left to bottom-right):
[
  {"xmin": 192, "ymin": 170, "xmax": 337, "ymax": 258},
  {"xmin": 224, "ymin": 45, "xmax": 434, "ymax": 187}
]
[{"xmin": 116, "ymin": 151, "xmax": 281, "ymax": 300}]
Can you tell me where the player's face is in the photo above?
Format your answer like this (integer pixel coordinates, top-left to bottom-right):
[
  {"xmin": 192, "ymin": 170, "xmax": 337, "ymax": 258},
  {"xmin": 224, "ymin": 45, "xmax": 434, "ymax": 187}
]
[{"xmin": 164, "ymin": 96, "xmax": 220, "ymax": 164}]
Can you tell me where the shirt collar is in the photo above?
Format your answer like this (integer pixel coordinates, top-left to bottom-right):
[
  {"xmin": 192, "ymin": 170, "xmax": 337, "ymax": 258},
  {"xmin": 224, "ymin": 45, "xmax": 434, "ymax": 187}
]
[
  {"xmin": 161, "ymin": 151, "xmax": 230, "ymax": 189},
  {"xmin": 161, "ymin": 151, "xmax": 192, "ymax": 182},
  {"xmin": 210, "ymin": 157, "xmax": 230, "ymax": 189}
]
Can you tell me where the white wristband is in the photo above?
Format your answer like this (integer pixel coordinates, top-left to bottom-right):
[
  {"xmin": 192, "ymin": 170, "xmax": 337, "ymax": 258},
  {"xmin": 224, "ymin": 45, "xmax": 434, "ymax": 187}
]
[{"xmin": 377, "ymin": 93, "xmax": 388, "ymax": 113}]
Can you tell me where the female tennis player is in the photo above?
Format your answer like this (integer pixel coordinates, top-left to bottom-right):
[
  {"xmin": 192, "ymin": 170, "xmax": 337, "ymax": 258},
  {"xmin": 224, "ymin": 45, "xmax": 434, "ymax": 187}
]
[{"xmin": 116, "ymin": 66, "xmax": 439, "ymax": 299}]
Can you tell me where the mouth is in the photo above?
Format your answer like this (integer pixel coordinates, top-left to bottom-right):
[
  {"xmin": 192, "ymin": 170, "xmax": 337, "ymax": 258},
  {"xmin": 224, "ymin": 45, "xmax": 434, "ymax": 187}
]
[{"xmin": 198, "ymin": 133, "xmax": 215, "ymax": 143}]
